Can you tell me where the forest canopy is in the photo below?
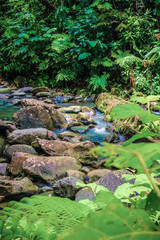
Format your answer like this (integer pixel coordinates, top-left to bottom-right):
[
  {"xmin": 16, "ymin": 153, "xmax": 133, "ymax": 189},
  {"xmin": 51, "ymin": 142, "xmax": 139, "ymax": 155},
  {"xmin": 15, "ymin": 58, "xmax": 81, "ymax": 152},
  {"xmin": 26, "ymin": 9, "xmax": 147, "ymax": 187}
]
[{"xmin": 0, "ymin": 0, "xmax": 160, "ymax": 94}]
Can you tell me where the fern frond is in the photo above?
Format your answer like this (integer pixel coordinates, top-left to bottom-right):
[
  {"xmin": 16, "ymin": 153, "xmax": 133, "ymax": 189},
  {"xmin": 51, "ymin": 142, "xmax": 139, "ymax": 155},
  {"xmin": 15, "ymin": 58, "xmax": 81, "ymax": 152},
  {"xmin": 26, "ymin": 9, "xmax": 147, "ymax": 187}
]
[
  {"xmin": 55, "ymin": 69, "xmax": 76, "ymax": 82},
  {"xmin": 145, "ymin": 46, "xmax": 160, "ymax": 61},
  {"xmin": 51, "ymin": 34, "xmax": 73, "ymax": 53}
]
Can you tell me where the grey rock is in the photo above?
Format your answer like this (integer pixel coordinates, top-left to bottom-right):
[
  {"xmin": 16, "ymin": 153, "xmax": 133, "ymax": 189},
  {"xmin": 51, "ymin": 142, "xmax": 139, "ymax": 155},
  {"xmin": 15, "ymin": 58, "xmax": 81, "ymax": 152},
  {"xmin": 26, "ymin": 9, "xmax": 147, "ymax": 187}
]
[
  {"xmin": 7, "ymin": 128, "xmax": 57, "ymax": 145},
  {"xmin": 96, "ymin": 170, "xmax": 134, "ymax": 193},
  {"xmin": 31, "ymin": 87, "xmax": 49, "ymax": 95},
  {"xmin": 4, "ymin": 144, "xmax": 38, "ymax": 160},
  {"xmin": 58, "ymin": 131, "xmax": 83, "ymax": 142},
  {"xmin": 66, "ymin": 170, "xmax": 85, "ymax": 181},
  {"xmin": 0, "ymin": 177, "xmax": 38, "ymax": 198},
  {"xmin": 0, "ymin": 163, "xmax": 9, "ymax": 176},
  {"xmin": 75, "ymin": 187, "xmax": 95, "ymax": 202},
  {"xmin": 13, "ymin": 99, "xmax": 67, "ymax": 130},
  {"xmin": 22, "ymin": 155, "xmax": 81, "ymax": 184},
  {"xmin": 105, "ymin": 133, "xmax": 120, "ymax": 143},
  {"xmin": 0, "ymin": 135, "xmax": 5, "ymax": 156},
  {"xmin": 53, "ymin": 177, "xmax": 82, "ymax": 199}
]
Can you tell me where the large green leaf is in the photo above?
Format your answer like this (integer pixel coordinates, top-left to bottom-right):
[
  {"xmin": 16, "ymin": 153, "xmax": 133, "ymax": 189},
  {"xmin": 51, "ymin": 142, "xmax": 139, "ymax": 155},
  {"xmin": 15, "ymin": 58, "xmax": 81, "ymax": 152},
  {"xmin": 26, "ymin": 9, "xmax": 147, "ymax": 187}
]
[
  {"xmin": 110, "ymin": 104, "xmax": 160, "ymax": 124},
  {"xmin": 78, "ymin": 52, "xmax": 91, "ymax": 60},
  {"xmin": 123, "ymin": 131, "xmax": 160, "ymax": 146},
  {"xmin": 62, "ymin": 203, "xmax": 160, "ymax": 240},
  {"xmin": 91, "ymin": 142, "xmax": 160, "ymax": 173}
]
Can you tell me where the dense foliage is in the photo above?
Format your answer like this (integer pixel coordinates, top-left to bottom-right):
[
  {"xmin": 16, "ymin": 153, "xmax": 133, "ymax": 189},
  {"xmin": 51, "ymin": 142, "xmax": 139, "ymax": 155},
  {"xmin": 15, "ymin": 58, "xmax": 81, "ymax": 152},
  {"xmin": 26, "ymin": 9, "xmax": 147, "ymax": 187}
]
[{"xmin": 0, "ymin": 0, "xmax": 160, "ymax": 93}]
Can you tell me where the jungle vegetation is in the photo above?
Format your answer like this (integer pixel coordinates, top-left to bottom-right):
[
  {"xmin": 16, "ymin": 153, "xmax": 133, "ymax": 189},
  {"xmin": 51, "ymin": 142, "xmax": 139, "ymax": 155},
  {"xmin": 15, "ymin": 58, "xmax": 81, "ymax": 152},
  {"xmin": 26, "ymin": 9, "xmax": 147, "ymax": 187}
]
[{"xmin": 0, "ymin": 0, "xmax": 160, "ymax": 94}]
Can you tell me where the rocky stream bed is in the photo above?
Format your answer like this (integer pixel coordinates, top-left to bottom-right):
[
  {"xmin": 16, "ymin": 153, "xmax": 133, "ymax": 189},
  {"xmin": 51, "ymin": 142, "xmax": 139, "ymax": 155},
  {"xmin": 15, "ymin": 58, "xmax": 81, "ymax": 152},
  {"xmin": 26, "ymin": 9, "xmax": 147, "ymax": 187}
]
[{"xmin": 0, "ymin": 84, "xmax": 159, "ymax": 209}]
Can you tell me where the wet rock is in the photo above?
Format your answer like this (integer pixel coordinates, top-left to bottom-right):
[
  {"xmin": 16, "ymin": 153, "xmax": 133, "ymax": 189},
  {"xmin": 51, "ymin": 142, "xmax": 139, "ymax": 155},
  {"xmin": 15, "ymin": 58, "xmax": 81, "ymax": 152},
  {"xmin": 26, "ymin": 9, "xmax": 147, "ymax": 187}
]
[
  {"xmin": 81, "ymin": 166, "xmax": 91, "ymax": 174},
  {"xmin": 31, "ymin": 87, "xmax": 49, "ymax": 95},
  {"xmin": 0, "ymin": 135, "xmax": 5, "ymax": 155},
  {"xmin": 67, "ymin": 121, "xmax": 83, "ymax": 129},
  {"xmin": 7, "ymin": 128, "xmax": 57, "ymax": 145},
  {"xmin": 20, "ymin": 98, "xmax": 54, "ymax": 108},
  {"xmin": 11, "ymin": 91, "xmax": 26, "ymax": 97},
  {"xmin": 36, "ymin": 92, "xmax": 50, "ymax": 98},
  {"xmin": 70, "ymin": 124, "xmax": 94, "ymax": 133},
  {"xmin": 62, "ymin": 96, "xmax": 74, "ymax": 103},
  {"xmin": 44, "ymin": 99, "xmax": 52, "ymax": 104},
  {"xmin": 75, "ymin": 187, "xmax": 95, "ymax": 202},
  {"xmin": 4, "ymin": 144, "xmax": 38, "ymax": 160},
  {"xmin": 32, "ymin": 139, "xmax": 97, "ymax": 163},
  {"xmin": 66, "ymin": 170, "xmax": 85, "ymax": 181},
  {"xmin": 88, "ymin": 169, "xmax": 112, "ymax": 182},
  {"xmin": 76, "ymin": 112, "xmax": 96, "ymax": 125},
  {"xmin": 0, "ymin": 163, "xmax": 9, "ymax": 175},
  {"xmin": 58, "ymin": 131, "xmax": 83, "ymax": 142},
  {"xmin": 0, "ymin": 177, "xmax": 38, "ymax": 199},
  {"xmin": 113, "ymin": 116, "xmax": 142, "ymax": 139},
  {"xmin": 0, "ymin": 94, "xmax": 9, "ymax": 100},
  {"xmin": 10, "ymin": 99, "xmax": 21, "ymax": 105},
  {"xmin": 15, "ymin": 87, "xmax": 33, "ymax": 93},
  {"xmin": 96, "ymin": 170, "xmax": 134, "ymax": 193},
  {"xmin": 53, "ymin": 177, "xmax": 82, "ymax": 199},
  {"xmin": 9, "ymin": 152, "xmax": 36, "ymax": 176},
  {"xmin": 81, "ymin": 106, "xmax": 96, "ymax": 115},
  {"xmin": 105, "ymin": 133, "xmax": 120, "ymax": 143},
  {"xmin": 0, "ymin": 120, "xmax": 17, "ymax": 134},
  {"xmin": 39, "ymin": 186, "xmax": 53, "ymax": 193},
  {"xmin": 0, "ymin": 158, "xmax": 8, "ymax": 163},
  {"xmin": 95, "ymin": 92, "xmax": 127, "ymax": 114},
  {"xmin": 14, "ymin": 76, "xmax": 27, "ymax": 88},
  {"xmin": 13, "ymin": 99, "xmax": 67, "ymax": 130},
  {"xmin": 22, "ymin": 155, "xmax": 81, "ymax": 183},
  {"xmin": 60, "ymin": 106, "xmax": 81, "ymax": 114}
]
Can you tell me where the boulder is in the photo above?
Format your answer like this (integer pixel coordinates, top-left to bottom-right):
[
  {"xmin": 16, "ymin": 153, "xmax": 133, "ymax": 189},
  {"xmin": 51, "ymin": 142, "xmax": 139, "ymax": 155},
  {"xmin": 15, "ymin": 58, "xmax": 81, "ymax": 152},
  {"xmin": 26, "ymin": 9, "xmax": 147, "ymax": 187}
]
[
  {"xmin": 0, "ymin": 163, "xmax": 9, "ymax": 176},
  {"xmin": 0, "ymin": 177, "xmax": 38, "ymax": 199},
  {"xmin": 58, "ymin": 131, "xmax": 83, "ymax": 142},
  {"xmin": 4, "ymin": 144, "xmax": 38, "ymax": 160},
  {"xmin": 88, "ymin": 169, "xmax": 111, "ymax": 182},
  {"xmin": 22, "ymin": 155, "xmax": 81, "ymax": 183},
  {"xmin": 53, "ymin": 177, "xmax": 82, "ymax": 199},
  {"xmin": 105, "ymin": 133, "xmax": 120, "ymax": 143},
  {"xmin": 0, "ymin": 158, "xmax": 8, "ymax": 163},
  {"xmin": 14, "ymin": 76, "xmax": 27, "ymax": 88},
  {"xmin": 60, "ymin": 106, "xmax": 81, "ymax": 114},
  {"xmin": 21, "ymin": 98, "xmax": 53, "ymax": 108},
  {"xmin": 76, "ymin": 112, "xmax": 96, "ymax": 125},
  {"xmin": 13, "ymin": 99, "xmax": 67, "ymax": 130},
  {"xmin": 0, "ymin": 120, "xmax": 17, "ymax": 134},
  {"xmin": 15, "ymin": 87, "xmax": 33, "ymax": 93},
  {"xmin": 95, "ymin": 92, "xmax": 127, "ymax": 114},
  {"xmin": 7, "ymin": 128, "xmax": 57, "ymax": 145},
  {"xmin": 81, "ymin": 106, "xmax": 96, "ymax": 115},
  {"xmin": 96, "ymin": 170, "xmax": 134, "ymax": 193},
  {"xmin": 70, "ymin": 124, "xmax": 95, "ymax": 133},
  {"xmin": 36, "ymin": 92, "xmax": 50, "ymax": 98},
  {"xmin": 75, "ymin": 187, "xmax": 95, "ymax": 202},
  {"xmin": 9, "ymin": 152, "xmax": 36, "ymax": 176},
  {"xmin": 0, "ymin": 135, "xmax": 5, "ymax": 156},
  {"xmin": 32, "ymin": 139, "xmax": 97, "ymax": 163},
  {"xmin": 66, "ymin": 170, "xmax": 85, "ymax": 181},
  {"xmin": 31, "ymin": 87, "xmax": 49, "ymax": 95},
  {"xmin": 11, "ymin": 91, "xmax": 26, "ymax": 97}
]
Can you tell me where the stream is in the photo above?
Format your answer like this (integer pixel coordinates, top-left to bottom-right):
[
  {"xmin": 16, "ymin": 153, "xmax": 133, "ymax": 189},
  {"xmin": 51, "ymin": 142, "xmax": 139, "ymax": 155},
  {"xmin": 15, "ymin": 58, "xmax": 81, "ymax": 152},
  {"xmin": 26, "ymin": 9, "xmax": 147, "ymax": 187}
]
[{"xmin": 0, "ymin": 85, "xmax": 124, "ymax": 144}]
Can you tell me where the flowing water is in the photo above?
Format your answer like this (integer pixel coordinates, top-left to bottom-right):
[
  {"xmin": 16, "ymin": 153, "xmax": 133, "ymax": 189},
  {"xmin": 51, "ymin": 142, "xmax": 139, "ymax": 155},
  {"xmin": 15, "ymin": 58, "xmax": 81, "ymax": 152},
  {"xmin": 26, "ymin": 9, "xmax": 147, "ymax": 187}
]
[{"xmin": 0, "ymin": 85, "xmax": 124, "ymax": 144}]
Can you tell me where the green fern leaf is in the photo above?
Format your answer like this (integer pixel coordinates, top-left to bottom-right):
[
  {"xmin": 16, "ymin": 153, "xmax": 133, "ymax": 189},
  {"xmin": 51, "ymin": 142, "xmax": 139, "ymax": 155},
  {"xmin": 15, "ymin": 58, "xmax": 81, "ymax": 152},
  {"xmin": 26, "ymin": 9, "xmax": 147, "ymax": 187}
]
[
  {"xmin": 123, "ymin": 131, "xmax": 159, "ymax": 146},
  {"xmin": 91, "ymin": 142, "xmax": 160, "ymax": 173},
  {"xmin": 62, "ymin": 203, "xmax": 160, "ymax": 239},
  {"xmin": 110, "ymin": 104, "xmax": 160, "ymax": 124}
]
